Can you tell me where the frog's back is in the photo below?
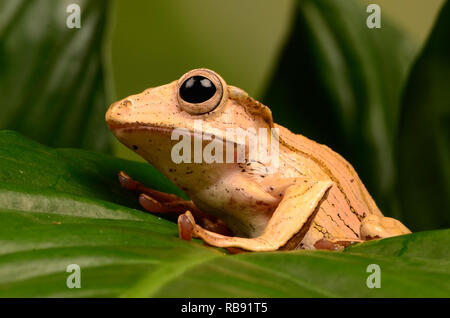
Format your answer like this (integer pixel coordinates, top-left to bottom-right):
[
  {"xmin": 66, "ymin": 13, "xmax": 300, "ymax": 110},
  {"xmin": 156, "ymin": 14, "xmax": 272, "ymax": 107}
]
[{"xmin": 276, "ymin": 124, "xmax": 383, "ymax": 249}]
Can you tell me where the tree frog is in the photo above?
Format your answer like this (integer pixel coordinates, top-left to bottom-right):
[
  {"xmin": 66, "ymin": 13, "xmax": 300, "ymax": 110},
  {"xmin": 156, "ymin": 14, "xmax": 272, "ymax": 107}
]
[{"xmin": 105, "ymin": 68, "xmax": 411, "ymax": 252}]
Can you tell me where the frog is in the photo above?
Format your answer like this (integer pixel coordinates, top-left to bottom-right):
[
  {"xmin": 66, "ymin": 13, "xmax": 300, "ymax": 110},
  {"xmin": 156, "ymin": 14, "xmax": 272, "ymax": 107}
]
[{"xmin": 105, "ymin": 68, "xmax": 411, "ymax": 252}]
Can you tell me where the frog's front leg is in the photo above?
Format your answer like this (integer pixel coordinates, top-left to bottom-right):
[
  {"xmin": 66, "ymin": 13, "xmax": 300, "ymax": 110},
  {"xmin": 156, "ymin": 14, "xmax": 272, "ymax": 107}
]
[
  {"xmin": 178, "ymin": 180, "xmax": 333, "ymax": 252},
  {"xmin": 118, "ymin": 171, "xmax": 232, "ymax": 235},
  {"xmin": 360, "ymin": 214, "xmax": 411, "ymax": 240},
  {"xmin": 119, "ymin": 171, "xmax": 183, "ymax": 203}
]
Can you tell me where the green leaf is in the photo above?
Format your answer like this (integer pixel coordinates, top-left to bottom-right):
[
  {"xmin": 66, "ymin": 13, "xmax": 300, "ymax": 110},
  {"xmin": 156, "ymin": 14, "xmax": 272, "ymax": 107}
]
[
  {"xmin": 262, "ymin": 0, "xmax": 417, "ymax": 220},
  {"xmin": 157, "ymin": 230, "xmax": 449, "ymax": 298},
  {"xmin": 0, "ymin": 0, "xmax": 113, "ymax": 152},
  {"xmin": 0, "ymin": 131, "xmax": 448, "ymax": 297},
  {"xmin": 397, "ymin": 1, "xmax": 450, "ymax": 231}
]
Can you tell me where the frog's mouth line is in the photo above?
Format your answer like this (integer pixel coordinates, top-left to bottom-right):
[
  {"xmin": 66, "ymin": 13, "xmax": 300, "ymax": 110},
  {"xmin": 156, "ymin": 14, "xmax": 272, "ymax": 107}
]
[
  {"xmin": 107, "ymin": 121, "xmax": 274, "ymax": 155},
  {"xmin": 108, "ymin": 121, "xmax": 227, "ymax": 141},
  {"xmin": 107, "ymin": 122, "xmax": 175, "ymax": 135},
  {"xmin": 109, "ymin": 122, "xmax": 243, "ymax": 148}
]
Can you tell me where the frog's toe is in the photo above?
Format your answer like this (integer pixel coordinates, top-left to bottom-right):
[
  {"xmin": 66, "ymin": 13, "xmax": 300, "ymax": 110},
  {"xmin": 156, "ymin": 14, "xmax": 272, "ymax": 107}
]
[
  {"xmin": 119, "ymin": 170, "xmax": 182, "ymax": 203},
  {"xmin": 118, "ymin": 171, "xmax": 139, "ymax": 191},
  {"xmin": 313, "ymin": 238, "xmax": 363, "ymax": 251},
  {"xmin": 139, "ymin": 193, "xmax": 166, "ymax": 213},
  {"xmin": 178, "ymin": 211, "xmax": 196, "ymax": 241}
]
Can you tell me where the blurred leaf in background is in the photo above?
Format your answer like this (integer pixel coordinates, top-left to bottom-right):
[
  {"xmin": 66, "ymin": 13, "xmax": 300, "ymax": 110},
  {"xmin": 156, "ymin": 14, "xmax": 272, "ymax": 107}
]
[
  {"xmin": 0, "ymin": 0, "xmax": 113, "ymax": 152},
  {"xmin": 397, "ymin": 1, "xmax": 450, "ymax": 231},
  {"xmin": 262, "ymin": 0, "xmax": 417, "ymax": 222}
]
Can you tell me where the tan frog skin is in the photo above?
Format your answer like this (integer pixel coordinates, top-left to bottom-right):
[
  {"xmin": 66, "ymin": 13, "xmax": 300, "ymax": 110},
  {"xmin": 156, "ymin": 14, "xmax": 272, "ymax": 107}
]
[{"xmin": 106, "ymin": 68, "xmax": 411, "ymax": 251}]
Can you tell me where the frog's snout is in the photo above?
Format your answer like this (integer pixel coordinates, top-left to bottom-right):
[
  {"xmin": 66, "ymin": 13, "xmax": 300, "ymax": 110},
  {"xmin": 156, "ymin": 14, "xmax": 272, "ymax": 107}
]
[{"xmin": 105, "ymin": 98, "xmax": 133, "ymax": 129}]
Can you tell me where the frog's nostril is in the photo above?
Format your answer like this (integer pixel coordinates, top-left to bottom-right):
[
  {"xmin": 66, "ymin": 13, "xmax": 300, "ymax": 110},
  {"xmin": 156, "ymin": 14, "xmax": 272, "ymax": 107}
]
[{"xmin": 121, "ymin": 99, "xmax": 132, "ymax": 107}]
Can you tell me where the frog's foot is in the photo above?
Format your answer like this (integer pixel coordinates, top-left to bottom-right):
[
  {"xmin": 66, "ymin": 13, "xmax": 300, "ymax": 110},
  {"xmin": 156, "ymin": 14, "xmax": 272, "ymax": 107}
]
[
  {"xmin": 138, "ymin": 193, "xmax": 195, "ymax": 213},
  {"xmin": 119, "ymin": 171, "xmax": 198, "ymax": 213},
  {"xmin": 119, "ymin": 171, "xmax": 232, "ymax": 235},
  {"xmin": 178, "ymin": 212, "xmax": 243, "ymax": 254},
  {"xmin": 313, "ymin": 238, "xmax": 364, "ymax": 251},
  {"xmin": 119, "ymin": 171, "xmax": 181, "ymax": 203},
  {"xmin": 178, "ymin": 210, "xmax": 284, "ymax": 252},
  {"xmin": 360, "ymin": 214, "xmax": 411, "ymax": 240}
]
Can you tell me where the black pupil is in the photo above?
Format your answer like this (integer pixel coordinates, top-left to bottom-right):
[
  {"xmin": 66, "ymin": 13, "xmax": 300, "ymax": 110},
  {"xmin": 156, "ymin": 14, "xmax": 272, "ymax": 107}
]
[{"xmin": 180, "ymin": 76, "xmax": 216, "ymax": 103}]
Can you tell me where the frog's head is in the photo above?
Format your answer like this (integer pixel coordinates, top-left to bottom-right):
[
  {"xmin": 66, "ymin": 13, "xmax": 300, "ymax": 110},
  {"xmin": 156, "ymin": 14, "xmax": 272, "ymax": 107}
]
[{"xmin": 106, "ymin": 68, "xmax": 276, "ymax": 191}]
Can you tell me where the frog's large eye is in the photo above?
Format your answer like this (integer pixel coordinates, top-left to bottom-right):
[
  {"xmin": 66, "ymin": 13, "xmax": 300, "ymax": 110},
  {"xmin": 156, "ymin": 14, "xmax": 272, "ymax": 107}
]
[
  {"xmin": 180, "ymin": 76, "xmax": 216, "ymax": 103},
  {"xmin": 177, "ymin": 69, "xmax": 226, "ymax": 114}
]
